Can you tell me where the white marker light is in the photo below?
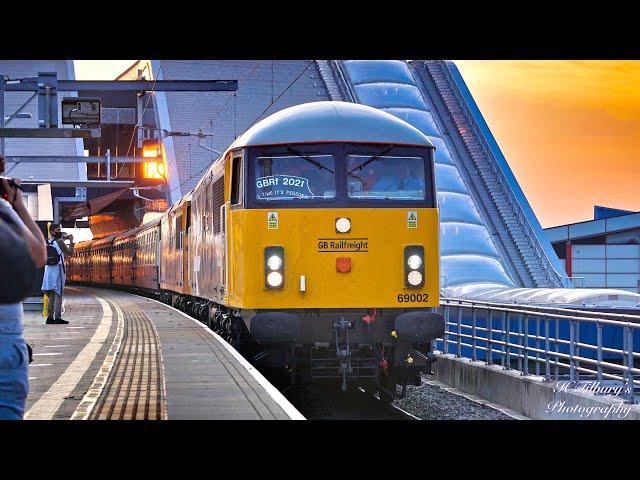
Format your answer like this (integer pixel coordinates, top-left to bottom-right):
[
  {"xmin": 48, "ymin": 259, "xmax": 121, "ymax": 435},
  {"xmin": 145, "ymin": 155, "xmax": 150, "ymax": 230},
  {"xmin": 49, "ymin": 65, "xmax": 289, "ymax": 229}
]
[
  {"xmin": 300, "ymin": 275, "xmax": 306, "ymax": 292},
  {"xmin": 407, "ymin": 270, "xmax": 423, "ymax": 286},
  {"xmin": 407, "ymin": 254, "xmax": 423, "ymax": 270},
  {"xmin": 267, "ymin": 254, "xmax": 283, "ymax": 271},
  {"xmin": 335, "ymin": 217, "xmax": 351, "ymax": 233},
  {"xmin": 267, "ymin": 271, "xmax": 284, "ymax": 288}
]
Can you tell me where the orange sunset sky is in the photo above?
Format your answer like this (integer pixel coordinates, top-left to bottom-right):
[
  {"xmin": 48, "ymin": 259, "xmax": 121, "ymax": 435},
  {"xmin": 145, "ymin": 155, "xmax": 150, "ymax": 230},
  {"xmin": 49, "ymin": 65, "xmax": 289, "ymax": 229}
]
[{"xmin": 74, "ymin": 60, "xmax": 640, "ymax": 228}]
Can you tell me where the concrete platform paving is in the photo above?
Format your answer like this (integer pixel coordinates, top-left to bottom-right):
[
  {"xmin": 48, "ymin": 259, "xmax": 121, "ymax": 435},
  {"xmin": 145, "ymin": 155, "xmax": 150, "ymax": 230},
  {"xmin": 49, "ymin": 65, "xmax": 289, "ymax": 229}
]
[{"xmin": 21, "ymin": 286, "xmax": 303, "ymax": 420}]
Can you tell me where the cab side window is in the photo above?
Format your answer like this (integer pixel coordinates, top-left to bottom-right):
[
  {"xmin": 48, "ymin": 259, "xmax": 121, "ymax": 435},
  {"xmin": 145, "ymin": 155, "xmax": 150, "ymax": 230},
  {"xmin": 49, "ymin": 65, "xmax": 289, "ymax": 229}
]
[{"xmin": 230, "ymin": 155, "xmax": 242, "ymax": 206}]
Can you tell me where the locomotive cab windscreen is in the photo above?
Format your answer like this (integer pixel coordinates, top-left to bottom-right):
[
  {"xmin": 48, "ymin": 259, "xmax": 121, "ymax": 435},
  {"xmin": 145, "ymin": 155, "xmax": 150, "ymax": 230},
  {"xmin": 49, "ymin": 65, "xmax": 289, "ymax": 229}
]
[{"xmin": 247, "ymin": 143, "xmax": 436, "ymax": 208}]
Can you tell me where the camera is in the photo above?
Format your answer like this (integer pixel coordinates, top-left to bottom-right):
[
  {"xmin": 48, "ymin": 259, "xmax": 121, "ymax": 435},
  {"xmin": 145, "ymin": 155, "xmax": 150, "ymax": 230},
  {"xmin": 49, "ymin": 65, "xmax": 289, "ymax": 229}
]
[{"xmin": 0, "ymin": 176, "xmax": 23, "ymax": 202}]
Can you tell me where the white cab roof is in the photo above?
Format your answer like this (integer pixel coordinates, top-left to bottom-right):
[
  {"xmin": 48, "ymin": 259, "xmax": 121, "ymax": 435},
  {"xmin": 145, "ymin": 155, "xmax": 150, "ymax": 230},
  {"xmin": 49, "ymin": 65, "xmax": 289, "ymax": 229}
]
[{"xmin": 232, "ymin": 101, "xmax": 434, "ymax": 149}]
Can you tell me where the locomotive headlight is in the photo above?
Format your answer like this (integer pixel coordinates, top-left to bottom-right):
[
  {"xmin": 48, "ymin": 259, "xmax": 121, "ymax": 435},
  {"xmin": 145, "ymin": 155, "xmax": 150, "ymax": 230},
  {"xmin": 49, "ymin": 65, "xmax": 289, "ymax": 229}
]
[
  {"xmin": 407, "ymin": 270, "xmax": 423, "ymax": 286},
  {"xmin": 407, "ymin": 254, "xmax": 423, "ymax": 270},
  {"xmin": 265, "ymin": 246, "xmax": 284, "ymax": 289},
  {"xmin": 267, "ymin": 254, "xmax": 283, "ymax": 271},
  {"xmin": 404, "ymin": 245, "xmax": 425, "ymax": 288},
  {"xmin": 335, "ymin": 217, "xmax": 351, "ymax": 234},
  {"xmin": 266, "ymin": 271, "xmax": 284, "ymax": 288}
]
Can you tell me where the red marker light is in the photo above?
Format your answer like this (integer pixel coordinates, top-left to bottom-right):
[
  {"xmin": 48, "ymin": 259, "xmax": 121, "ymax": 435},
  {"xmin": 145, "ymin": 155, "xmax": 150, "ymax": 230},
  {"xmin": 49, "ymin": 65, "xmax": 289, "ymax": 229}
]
[{"xmin": 336, "ymin": 257, "xmax": 351, "ymax": 273}]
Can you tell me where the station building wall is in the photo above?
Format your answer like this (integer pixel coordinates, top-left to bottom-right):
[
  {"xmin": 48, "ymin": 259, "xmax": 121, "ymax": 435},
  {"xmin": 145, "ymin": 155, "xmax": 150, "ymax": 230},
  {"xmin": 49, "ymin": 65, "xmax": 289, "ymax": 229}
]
[{"xmin": 571, "ymin": 243, "xmax": 640, "ymax": 293}]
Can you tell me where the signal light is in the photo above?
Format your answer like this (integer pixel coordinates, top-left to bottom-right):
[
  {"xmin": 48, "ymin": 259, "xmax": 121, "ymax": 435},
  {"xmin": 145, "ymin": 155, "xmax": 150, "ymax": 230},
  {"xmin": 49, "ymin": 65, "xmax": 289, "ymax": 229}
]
[{"xmin": 404, "ymin": 245, "xmax": 425, "ymax": 288}]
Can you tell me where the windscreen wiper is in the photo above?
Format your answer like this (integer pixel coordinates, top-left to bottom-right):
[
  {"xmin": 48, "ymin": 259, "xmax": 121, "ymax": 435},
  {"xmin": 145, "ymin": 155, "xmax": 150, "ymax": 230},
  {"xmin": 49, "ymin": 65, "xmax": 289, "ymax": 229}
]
[
  {"xmin": 285, "ymin": 145, "xmax": 335, "ymax": 174},
  {"xmin": 347, "ymin": 144, "xmax": 395, "ymax": 175}
]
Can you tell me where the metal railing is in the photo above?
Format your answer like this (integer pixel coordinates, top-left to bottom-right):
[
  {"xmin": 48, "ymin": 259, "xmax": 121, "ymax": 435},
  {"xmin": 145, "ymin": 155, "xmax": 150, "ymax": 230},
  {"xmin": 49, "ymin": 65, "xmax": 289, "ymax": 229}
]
[
  {"xmin": 431, "ymin": 61, "xmax": 578, "ymax": 289},
  {"xmin": 434, "ymin": 297, "xmax": 640, "ymax": 403}
]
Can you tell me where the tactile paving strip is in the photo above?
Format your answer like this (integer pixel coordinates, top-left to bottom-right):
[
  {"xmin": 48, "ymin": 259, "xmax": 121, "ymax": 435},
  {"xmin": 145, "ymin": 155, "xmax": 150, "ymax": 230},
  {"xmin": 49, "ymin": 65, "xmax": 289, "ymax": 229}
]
[{"xmin": 89, "ymin": 301, "xmax": 166, "ymax": 420}]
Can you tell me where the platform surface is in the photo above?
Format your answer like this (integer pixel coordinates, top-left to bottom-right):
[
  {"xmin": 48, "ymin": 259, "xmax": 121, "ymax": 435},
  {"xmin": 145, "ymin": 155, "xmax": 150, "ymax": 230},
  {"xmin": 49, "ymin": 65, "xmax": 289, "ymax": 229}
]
[{"xmin": 21, "ymin": 286, "xmax": 303, "ymax": 420}]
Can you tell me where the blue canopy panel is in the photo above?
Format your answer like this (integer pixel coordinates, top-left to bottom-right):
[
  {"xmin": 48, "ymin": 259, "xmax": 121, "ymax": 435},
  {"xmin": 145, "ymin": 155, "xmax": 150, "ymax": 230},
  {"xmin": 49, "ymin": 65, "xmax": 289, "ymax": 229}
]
[{"xmin": 342, "ymin": 60, "xmax": 514, "ymax": 288}]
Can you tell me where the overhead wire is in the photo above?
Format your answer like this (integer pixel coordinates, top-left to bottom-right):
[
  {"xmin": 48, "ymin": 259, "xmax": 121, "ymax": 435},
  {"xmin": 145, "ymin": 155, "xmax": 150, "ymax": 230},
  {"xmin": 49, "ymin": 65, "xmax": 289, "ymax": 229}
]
[
  {"xmin": 168, "ymin": 60, "xmax": 315, "ymax": 198},
  {"xmin": 114, "ymin": 60, "xmax": 164, "ymax": 179},
  {"xmin": 170, "ymin": 60, "xmax": 263, "ymax": 183}
]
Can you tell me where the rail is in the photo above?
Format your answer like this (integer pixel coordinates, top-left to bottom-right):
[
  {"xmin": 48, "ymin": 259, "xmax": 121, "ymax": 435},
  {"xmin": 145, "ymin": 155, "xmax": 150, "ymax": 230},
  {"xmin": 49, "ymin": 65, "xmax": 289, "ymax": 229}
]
[
  {"xmin": 433, "ymin": 297, "xmax": 640, "ymax": 403},
  {"xmin": 434, "ymin": 62, "xmax": 579, "ymax": 289}
]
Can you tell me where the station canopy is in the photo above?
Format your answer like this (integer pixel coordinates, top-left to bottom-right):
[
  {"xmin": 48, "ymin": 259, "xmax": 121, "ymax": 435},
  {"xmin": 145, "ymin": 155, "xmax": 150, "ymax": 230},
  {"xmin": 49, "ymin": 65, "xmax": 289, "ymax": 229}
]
[{"xmin": 68, "ymin": 188, "xmax": 130, "ymax": 218}]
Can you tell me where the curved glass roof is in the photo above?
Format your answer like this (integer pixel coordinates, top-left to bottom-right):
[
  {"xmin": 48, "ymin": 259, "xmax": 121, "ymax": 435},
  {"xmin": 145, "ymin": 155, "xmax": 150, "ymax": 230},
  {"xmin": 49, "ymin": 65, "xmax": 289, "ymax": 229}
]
[{"xmin": 341, "ymin": 60, "xmax": 515, "ymax": 288}]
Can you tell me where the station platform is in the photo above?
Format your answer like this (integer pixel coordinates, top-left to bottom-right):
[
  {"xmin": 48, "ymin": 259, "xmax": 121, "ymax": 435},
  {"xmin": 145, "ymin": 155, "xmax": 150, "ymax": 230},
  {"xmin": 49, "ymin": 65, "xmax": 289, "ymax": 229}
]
[{"xmin": 21, "ymin": 287, "xmax": 304, "ymax": 420}]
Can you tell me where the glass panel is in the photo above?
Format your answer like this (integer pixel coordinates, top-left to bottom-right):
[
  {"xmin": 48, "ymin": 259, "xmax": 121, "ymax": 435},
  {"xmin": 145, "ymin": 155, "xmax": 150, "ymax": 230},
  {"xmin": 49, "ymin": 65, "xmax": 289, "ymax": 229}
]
[
  {"xmin": 230, "ymin": 157, "xmax": 242, "ymax": 205},
  {"xmin": 347, "ymin": 155, "xmax": 426, "ymax": 200},
  {"xmin": 254, "ymin": 155, "xmax": 335, "ymax": 201}
]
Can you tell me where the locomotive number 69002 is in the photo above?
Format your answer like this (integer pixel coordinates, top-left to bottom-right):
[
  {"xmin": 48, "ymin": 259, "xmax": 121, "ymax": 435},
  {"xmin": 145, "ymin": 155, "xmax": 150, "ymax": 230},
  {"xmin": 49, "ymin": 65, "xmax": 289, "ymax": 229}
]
[{"xmin": 397, "ymin": 293, "xmax": 429, "ymax": 303}]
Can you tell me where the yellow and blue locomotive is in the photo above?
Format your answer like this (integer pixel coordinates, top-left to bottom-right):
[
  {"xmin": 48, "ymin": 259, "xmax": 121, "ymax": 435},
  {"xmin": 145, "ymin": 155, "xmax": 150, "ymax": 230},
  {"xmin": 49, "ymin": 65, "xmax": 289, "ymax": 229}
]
[{"xmin": 68, "ymin": 101, "xmax": 444, "ymax": 399}]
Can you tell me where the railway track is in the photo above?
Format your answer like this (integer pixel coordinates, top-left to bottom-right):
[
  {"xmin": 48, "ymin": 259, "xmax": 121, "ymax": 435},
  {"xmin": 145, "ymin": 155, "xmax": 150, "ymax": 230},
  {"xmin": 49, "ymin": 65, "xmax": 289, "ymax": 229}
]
[{"xmin": 281, "ymin": 383, "xmax": 419, "ymax": 420}]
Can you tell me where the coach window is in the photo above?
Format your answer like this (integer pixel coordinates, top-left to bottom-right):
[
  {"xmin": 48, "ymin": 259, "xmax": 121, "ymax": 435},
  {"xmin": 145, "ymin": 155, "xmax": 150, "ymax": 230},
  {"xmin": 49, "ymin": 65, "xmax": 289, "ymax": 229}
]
[{"xmin": 230, "ymin": 155, "xmax": 242, "ymax": 206}]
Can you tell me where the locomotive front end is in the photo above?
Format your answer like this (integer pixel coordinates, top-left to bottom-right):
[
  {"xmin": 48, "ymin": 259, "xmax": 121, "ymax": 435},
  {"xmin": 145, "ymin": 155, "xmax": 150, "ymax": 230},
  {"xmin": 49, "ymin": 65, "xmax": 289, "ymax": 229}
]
[
  {"xmin": 228, "ymin": 142, "xmax": 443, "ymax": 395},
  {"xmin": 219, "ymin": 102, "xmax": 445, "ymax": 397}
]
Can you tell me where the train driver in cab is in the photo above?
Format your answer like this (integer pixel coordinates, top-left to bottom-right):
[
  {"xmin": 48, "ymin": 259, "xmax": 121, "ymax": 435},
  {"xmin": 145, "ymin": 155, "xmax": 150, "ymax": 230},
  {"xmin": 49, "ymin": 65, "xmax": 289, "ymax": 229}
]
[{"xmin": 371, "ymin": 158, "xmax": 425, "ymax": 194}]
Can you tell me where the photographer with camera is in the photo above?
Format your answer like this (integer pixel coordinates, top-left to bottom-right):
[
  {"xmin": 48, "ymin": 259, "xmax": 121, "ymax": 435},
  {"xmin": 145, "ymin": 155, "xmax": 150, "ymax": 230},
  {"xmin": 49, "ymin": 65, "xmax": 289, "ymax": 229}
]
[
  {"xmin": 0, "ymin": 155, "xmax": 46, "ymax": 420},
  {"xmin": 42, "ymin": 223, "xmax": 74, "ymax": 325}
]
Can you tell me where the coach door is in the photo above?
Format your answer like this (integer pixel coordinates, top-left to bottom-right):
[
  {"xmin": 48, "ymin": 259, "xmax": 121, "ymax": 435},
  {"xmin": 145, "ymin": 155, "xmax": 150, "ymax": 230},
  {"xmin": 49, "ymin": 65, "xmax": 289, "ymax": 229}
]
[{"xmin": 228, "ymin": 152, "xmax": 244, "ymax": 297}]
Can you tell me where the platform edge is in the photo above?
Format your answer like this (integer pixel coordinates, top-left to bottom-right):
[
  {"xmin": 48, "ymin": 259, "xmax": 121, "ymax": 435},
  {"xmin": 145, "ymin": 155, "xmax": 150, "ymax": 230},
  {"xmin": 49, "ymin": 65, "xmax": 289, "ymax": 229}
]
[{"xmin": 144, "ymin": 296, "xmax": 306, "ymax": 420}]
